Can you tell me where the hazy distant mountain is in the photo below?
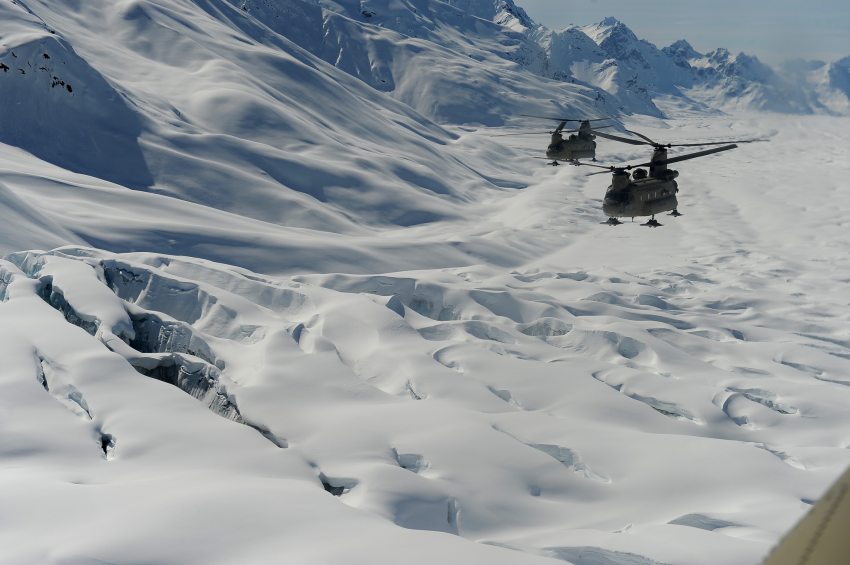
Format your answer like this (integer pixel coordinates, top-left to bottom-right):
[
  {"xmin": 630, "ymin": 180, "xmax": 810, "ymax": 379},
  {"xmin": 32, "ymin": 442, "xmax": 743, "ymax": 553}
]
[
  {"xmin": 533, "ymin": 17, "xmax": 850, "ymax": 116},
  {"xmin": 222, "ymin": 3, "xmax": 849, "ymax": 118}
]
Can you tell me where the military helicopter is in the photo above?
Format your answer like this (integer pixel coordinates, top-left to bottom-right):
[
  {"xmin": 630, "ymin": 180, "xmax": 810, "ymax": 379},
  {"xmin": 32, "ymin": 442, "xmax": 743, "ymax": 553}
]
[
  {"xmin": 519, "ymin": 115, "xmax": 615, "ymax": 165},
  {"xmin": 578, "ymin": 145, "xmax": 735, "ymax": 226},
  {"xmin": 576, "ymin": 129, "xmax": 765, "ymax": 227}
]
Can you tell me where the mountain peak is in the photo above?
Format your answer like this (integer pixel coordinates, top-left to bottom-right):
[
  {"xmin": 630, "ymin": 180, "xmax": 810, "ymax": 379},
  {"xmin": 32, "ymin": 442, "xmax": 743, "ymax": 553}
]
[
  {"xmin": 599, "ymin": 16, "xmax": 622, "ymax": 27},
  {"xmin": 442, "ymin": 0, "xmax": 534, "ymax": 28},
  {"xmin": 664, "ymin": 39, "xmax": 702, "ymax": 60},
  {"xmin": 582, "ymin": 17, "xmax": 638, "ymax": 46},
  {"xmin": 706, "ymin": 47, "xmax": 731, "ymax": 63}
]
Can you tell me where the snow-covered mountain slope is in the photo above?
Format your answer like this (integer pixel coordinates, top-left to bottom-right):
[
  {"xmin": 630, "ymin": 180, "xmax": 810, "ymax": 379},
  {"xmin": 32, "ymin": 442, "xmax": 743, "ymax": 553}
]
[
  {"xmin": 1, "ymin": 0, "xmax": 588, "ymax": 274},
  {"xmin": 0, "ymin": 0, "xmax": 614, "ymax": 239},
  {"xmin": 685, "ymin": 49, "xmax": 817, "ymax": 114},
  {"xmin": 775, "ymin": 57, "xmax": 850, "ymax": 116},
  {"xmin": 232, "ymin": 0, "xmax": 612, "ymax": 122},
  {"xmin": 229, "ymin": 3, "xmax": 848, "ymax": 118},
  {"xmin": 531, "ymin": 25, "xmax": 659, "ymax": 116}
]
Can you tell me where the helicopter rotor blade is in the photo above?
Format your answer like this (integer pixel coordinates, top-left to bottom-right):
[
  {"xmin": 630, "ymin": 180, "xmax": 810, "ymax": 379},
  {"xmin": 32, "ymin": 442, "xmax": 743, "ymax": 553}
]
[
  {"xmin": 624, "ymin": 144, "xmax": 739, "ymax": 169},
  {"xmin": 520, "ymin": 114, "xmax": 617, "ymax": 122},
  {"xmin": 498, "ymin": 124, "xmax": 618, "ymax": 138},
  {"xmin": 582, "ymin": 144, "xmax": 739, "ymax": 176},
  {"xmin": 554, "ymin": 120, "xmax": 567, "ymax": 134},
  {"xmin": 651, "ymin": 144, "xmax": 738, "ymax": 166},
  {"xmin": 490, "ymin": 130, "xmax": 558, "ymax": 137},
  {"xmin": 591, "ymin": 130, "xmax": 651, "ymax": 146},
  {"xmin": 662, "ymin": 139, "xmax": 769, "ymax": 147},
  {"xmin": 623, "ymin": 129, "xmax": 659, "ymax": 145},
  {"xmin": 620, "ymin": 127, "xmax": 769, "ymax": 148},
  {"xmin": 575, "ymin": 162, "xmax": 615, "ymax": 170}
]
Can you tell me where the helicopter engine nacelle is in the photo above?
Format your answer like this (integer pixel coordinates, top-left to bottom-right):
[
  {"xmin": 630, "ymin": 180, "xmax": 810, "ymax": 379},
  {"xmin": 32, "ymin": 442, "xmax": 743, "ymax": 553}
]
[{"xmin": 611, "ymin": 170, "xmax": 630, "ymax": 190}]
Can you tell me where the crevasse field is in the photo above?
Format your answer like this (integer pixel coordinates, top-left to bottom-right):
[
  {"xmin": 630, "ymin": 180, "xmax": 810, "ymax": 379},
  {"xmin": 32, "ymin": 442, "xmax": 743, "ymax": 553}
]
[{"xmin": 1, "ymin": 1, "xmax": 850, "ymax": 564}]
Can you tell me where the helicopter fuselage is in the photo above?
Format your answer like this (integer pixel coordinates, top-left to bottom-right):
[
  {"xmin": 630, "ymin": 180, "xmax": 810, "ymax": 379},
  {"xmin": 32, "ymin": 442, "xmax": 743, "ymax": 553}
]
[
  {"xmin": 547, "ymin": 135, "xmax": 596, "ymax": 161},
  {"xmin": 603, "ymin": 172, "xmax": 679, "ymax": 218}
]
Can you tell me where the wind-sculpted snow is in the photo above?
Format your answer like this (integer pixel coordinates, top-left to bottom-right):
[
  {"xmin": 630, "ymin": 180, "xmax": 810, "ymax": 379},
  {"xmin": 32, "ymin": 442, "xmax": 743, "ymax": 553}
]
[{"xmin": 5, "ymin": 175, "xmax": 850, "ymax": 562}]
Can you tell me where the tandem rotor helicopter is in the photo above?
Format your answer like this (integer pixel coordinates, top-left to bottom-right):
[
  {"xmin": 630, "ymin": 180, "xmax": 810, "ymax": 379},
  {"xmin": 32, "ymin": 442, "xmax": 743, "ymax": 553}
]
[
  {"xmin": 518, "ymin": 115, "xmax": 615, "ymax": 165},
  {"xmin": 524, "ymin": 115, "xmax": 765, "ymax": 227}
]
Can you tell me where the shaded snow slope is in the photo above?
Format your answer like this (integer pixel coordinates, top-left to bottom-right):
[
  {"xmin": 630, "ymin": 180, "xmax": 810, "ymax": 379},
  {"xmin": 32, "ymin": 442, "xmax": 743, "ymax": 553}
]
[
  {"xmin": 0, "ymin": 0, "xmax": 606, "ymax": 235},
  {"xmin": 0, "ymin": 5, "xmax": 150, "ymax": 186}
]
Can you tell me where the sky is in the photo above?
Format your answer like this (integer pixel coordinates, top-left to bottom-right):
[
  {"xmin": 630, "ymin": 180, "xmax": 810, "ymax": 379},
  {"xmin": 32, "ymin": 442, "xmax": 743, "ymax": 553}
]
[{"xmin": 517, "ymin": 0, "xmax": 850, "ymax": 65}]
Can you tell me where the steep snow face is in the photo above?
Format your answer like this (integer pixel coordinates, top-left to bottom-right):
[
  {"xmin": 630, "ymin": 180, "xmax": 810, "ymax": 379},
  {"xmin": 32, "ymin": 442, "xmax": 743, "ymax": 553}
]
[
  {"xmin": 445, "ymin": 0, "xmax": 536, "ymax": 31},
  {"xmin": 0, "ymin": 13, "xmax": 151, "ymax": 186},
  {"xmin": 535, "ymin": 23, "xmax": 661, "ymax": 116},
  {"xmin": 234, "ymin": 0, "xmax": 559, "ymax": 116},
  {"xmin": 582, "ymin": 18, "xmax": 695, "ymax": 94}
]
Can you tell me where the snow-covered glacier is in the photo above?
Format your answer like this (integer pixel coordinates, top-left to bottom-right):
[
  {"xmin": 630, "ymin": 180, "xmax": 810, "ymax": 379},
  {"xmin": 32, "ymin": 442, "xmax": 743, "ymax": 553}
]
[{"xmin": 1, "ymin": 1, "xmax": 850, "ymax": 564}]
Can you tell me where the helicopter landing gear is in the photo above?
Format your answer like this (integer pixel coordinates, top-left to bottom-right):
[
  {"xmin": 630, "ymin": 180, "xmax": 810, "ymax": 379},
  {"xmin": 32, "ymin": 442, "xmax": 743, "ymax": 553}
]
[
  {"xmin": 668, "ymin": 209, "xmax": 682, "ymax": 217},
  {"xmin": 604, "ymin": 217, "xmax": 622, "ymax": 226},
  {"xmin": 642, "ymin": 215, "xmax": 662, "ymax": 227},
  {"xmin": 548, "ymin": 161, "xmax": 560, "ymax": 166}
]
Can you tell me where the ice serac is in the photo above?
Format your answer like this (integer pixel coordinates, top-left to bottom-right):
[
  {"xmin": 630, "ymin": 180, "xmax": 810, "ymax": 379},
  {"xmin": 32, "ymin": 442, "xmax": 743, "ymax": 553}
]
[{"xmin": 0, "ymin": 7, "xmax": 151, "ymax": 187}]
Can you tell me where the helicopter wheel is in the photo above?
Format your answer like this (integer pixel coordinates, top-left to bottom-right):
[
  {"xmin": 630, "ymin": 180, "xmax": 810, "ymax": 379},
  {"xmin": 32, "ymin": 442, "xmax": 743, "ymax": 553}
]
[
  {"xmin": 548, "ymin": 161, "xmax": 560, "ymax": 167},
  {"xmin": 642, "ymin": 216, "xmax": 662, "ymax": 228},
  {"xmin": 604, "ymin": 217, "xmax": 622, "ymax": 226},
  {"xmin": 668, "ymin": 209, "xmax": 682, "ymax": 217}
]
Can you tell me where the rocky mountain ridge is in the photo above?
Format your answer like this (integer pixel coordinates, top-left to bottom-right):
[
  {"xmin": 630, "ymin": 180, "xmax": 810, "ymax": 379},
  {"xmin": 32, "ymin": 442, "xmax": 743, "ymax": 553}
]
[{"xmin": 267, "ymin": 1, "xmax": 850, "ymax": 117}]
